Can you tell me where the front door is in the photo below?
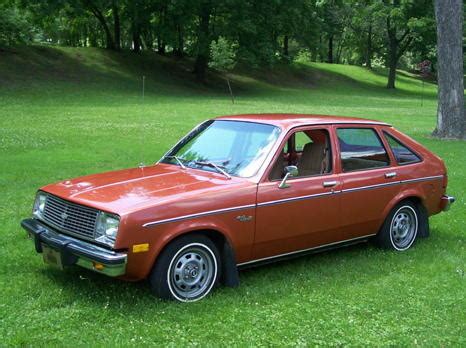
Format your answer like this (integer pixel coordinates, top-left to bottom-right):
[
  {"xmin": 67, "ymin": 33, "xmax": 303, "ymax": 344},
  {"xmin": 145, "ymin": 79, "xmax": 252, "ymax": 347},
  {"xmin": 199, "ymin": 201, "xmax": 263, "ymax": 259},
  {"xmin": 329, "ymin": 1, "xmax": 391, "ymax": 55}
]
[{"xmin": 253, "ymin": 126, "xmax": 342, "ymax": 260}]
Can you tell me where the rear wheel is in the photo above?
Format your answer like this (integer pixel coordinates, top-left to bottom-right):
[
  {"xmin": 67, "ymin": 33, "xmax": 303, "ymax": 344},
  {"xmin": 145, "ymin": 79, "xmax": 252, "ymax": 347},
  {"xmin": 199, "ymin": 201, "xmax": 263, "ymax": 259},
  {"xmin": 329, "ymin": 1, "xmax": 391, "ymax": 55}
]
[
  {"xmin": 376, "ymin": 201, "xmax": 421, "ymax": 251},
  {"xmin": 149, "ymin": 234, "xmax": 220, "ymax": 302}
]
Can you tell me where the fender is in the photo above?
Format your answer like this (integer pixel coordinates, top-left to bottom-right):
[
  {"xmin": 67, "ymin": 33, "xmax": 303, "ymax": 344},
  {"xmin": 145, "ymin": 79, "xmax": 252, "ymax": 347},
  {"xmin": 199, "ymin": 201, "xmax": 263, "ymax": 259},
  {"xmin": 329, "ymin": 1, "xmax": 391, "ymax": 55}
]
[
  {"xmin": 141, "ymin": 219, "xmax": 241, "ymax": 286},
  {"xmin": 378, "ymin": 188, "xmax": 428, "ymax": 237}
]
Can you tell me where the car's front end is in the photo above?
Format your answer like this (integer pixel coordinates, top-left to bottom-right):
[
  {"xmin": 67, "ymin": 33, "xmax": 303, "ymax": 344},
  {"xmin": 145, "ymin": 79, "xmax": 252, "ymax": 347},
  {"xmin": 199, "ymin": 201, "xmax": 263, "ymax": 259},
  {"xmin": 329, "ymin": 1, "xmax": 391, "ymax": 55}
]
[{"xmin": 22, "ymin": 191, "xmax": 127, "ymax": 276}]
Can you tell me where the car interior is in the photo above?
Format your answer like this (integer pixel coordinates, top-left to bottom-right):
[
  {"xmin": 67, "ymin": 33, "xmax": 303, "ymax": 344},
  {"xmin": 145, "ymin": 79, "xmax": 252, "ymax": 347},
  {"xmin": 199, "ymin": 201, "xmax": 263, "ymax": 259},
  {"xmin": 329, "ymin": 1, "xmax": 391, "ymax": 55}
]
[{"xmin": 269, "ymin": 129, "xmax": 332, "ymax": 180}]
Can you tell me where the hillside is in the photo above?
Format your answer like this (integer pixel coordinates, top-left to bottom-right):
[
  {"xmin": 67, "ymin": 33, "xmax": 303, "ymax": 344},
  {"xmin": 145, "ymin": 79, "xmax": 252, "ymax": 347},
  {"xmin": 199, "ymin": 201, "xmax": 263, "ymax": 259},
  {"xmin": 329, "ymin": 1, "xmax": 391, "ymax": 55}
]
[{"xmin": 0, "ymin": 45, "xmax": 435, "ymax": 97}]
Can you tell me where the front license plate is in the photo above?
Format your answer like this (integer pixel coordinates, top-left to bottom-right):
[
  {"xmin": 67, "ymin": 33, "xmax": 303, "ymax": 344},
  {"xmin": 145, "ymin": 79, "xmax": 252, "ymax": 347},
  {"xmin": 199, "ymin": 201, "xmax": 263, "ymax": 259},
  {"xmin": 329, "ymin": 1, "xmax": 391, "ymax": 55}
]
[{"xmin": 42, "ymin": 244, "xmax": 63, "ymax": 270}]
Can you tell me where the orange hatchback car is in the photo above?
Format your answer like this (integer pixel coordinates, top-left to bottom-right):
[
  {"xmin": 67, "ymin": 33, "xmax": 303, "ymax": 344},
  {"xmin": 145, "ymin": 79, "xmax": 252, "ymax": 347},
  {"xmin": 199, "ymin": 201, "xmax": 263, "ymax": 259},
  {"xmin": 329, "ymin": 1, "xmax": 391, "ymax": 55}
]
[{"xmin": 22, "ymin": 114, "xmax": 455, "ymax": 302}]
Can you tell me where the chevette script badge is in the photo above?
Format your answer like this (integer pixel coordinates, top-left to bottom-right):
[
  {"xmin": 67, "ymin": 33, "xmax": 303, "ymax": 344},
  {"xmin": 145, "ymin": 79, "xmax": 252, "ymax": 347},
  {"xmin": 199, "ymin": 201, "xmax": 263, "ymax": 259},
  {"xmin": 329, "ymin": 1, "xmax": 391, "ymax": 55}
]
[{"xmin": 236, "ymin": 215, "xmax": 253, "ymax": 222}]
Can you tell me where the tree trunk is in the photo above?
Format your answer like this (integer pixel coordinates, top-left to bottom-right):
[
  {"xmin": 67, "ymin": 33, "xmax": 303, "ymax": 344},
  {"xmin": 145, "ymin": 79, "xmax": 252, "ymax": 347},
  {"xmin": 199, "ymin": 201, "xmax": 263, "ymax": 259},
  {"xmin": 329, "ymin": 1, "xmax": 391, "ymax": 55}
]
[
  {"xmin": 175, "ymin": 24, "xmax": 184, "ymax": 57},
  {"xmin": 327, "ymin": 34, "xmax": 333, "ymax": 63},
  {"xmin": 366, "ymin": 22, "xmax": 372, "ymax": 68},
  {"xmin": 157, "ymin": 36, "xmax": 166, "ymax": 54},
  {"xmin": 386, "ymin": 33, "xmax": 397, "ymax": 89},
  {"xmin": 133, "ymin": 29, "xmax": 141, "ymax": 53},
  {"xmin": 194, "ymin": 1, "xmax": 212, "ymax": 82},
  {"xmin": 283, "ymin": 35, "xmax": 289, "ymax": 58},
  {"xmin": 433, "ymin": 0, "xmax": 465, "ymax": 139},
  {"xmin": 131, "ymin": 3, "xmax": 141, "ymax": 53},
  {"xmin": 112, "ymin": 0, "xmax": 120, "ymax": 50},
  {"xmin": 82, "ymin": 0, "xmax": 115, "ymax": 49}
]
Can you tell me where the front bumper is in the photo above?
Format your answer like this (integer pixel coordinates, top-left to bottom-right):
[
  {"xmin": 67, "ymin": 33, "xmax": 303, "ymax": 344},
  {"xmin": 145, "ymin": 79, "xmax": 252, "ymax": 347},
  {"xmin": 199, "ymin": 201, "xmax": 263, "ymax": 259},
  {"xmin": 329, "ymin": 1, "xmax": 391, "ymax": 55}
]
[
  {"xmin": 441, "ymin": 195, "xmax": 455, "ymax": 212},
  {"xmin": 21, "ymin": 218, "xmax": 127, "ymax": 277}
]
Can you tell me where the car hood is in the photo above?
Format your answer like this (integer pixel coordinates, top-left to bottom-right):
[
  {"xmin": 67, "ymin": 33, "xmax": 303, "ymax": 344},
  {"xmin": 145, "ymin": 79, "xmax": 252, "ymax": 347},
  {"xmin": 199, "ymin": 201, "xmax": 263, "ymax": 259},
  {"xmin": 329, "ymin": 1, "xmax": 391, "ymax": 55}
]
[{"xmin": 41, "ymin": 163, "xmax": 245, "ymax": 215}]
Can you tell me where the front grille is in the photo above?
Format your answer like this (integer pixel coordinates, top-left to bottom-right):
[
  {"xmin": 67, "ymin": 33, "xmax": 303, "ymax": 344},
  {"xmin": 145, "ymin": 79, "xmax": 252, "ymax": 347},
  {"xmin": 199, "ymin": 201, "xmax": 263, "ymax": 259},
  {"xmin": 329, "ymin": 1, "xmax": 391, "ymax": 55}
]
[{"xmin": 42, "ymin": 194, "xmax": 98, "ymax": 240}]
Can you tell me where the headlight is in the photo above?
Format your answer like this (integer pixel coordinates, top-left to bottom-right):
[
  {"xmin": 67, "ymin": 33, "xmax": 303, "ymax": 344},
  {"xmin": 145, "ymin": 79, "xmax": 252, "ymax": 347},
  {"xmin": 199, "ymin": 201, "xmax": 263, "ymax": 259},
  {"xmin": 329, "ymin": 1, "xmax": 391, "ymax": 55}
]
[
  {"xmin": 95, "ymin": 212, "xmax": 120, "ymax": 247},
  {"xmin": 32, "ymin": 192, "xmax": 47, "ymax": 219}
]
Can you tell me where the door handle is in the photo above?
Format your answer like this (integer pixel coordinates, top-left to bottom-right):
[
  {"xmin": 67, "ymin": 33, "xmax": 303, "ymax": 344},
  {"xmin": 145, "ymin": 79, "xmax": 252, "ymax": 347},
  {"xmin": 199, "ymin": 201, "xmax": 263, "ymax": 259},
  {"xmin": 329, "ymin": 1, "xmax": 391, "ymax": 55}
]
[
  {"xmin": 385, "ymin": 172, "xmax": 397, "ymax": 179},
  {"xmin": 323, "ymin": 181, "xmax": 337, "ymax": 188}
]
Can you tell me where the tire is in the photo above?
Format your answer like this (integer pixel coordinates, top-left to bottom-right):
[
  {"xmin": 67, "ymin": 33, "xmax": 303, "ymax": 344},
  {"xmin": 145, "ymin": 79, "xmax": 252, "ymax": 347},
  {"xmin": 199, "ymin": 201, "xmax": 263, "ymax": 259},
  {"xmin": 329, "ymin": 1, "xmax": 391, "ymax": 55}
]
[
  {"xmin": 149, "ymin": 234, "xmax": 220, "ymax": 302},
  {"xmin": 375, "ymin": 201, "xmax": 423, "ymax": 251}
]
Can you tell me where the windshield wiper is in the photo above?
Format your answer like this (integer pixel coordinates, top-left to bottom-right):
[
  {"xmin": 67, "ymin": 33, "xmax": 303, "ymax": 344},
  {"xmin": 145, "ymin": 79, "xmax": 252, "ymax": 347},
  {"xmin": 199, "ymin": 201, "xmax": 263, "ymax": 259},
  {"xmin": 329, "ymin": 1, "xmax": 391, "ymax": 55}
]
[
  {"xmin": 164, "ymin": 155, "xmax": 187, "ymax": 169},
  {"xmin": 194, "ymin": 161, "xmax": 231, "ymax": 179}
]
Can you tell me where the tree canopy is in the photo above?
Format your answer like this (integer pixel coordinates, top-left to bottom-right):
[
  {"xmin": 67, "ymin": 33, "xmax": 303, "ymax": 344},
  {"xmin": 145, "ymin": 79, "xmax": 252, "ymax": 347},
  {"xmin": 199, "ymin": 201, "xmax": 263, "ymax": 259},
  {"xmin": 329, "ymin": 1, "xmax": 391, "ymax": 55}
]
[{"xmin": 0, "ymin": 0, "xmax": 449, "ymax": 87}]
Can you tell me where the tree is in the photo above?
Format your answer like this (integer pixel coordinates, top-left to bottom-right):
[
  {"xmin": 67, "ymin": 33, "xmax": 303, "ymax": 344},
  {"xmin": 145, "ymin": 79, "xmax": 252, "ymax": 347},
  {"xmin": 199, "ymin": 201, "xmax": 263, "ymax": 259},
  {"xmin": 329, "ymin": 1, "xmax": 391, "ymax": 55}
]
[
  {"xmin": 81, "ymin": 0, "xmax": 115, "ymax": 49},
  {"xmin": 317, "ymin": 0, "xmax": 346, "ymax": 64},
  {"xmin": 0, "ymin": 1, "xmax": 34, "ymax": 46},
  {"xmin": 432, "ymin": 0, "xmax": 465, "ymax": 139},
  {"xmin": 381, "ymin": 0, "xmax": 433, "ymax": 89},
  {"xmin": 111, "ymin": 0, "xmax": 120, "ymax": 49},
  {"xmin": 193, "ymin": 0, "xmax": 213, "ymax": 82},
  {"xmin": 209, "ymin": 36, "xmax": 237, "ymax": 103},
  {"xmin": 345, "ymin": 0, "xmax": 384, "ymax": 68}
]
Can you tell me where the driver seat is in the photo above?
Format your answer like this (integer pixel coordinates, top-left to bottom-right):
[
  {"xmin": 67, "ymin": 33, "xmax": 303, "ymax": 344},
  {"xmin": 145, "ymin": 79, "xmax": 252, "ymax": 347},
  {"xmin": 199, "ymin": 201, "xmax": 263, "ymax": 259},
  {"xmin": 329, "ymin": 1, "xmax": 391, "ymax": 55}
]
[{"xmin": 298, "ymin": 142, "xmax": 328, "ymax": 176}]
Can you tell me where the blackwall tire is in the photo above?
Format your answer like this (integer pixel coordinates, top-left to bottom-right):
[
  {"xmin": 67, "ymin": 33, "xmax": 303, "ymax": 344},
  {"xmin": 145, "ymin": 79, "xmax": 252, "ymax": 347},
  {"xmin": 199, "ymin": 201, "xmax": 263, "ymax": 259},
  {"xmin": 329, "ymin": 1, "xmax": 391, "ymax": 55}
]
[
  {"xmin": 376, "ymin": 201, "xmax": 421, "ymax": 251},
  {"xmin": 149, "ymin": 234, "xmax": 220, "ymax": 302}
]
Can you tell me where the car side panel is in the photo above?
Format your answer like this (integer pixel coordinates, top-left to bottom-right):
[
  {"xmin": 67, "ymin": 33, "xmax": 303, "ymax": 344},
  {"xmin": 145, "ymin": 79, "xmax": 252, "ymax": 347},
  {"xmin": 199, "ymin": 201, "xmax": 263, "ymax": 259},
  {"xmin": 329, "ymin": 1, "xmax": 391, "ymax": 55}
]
[
  {"xmin": 338, "ymin": 167, "xmax": 402, "ymax": 239},
  {"xmin": 116, "ymin": 183, "xmax": 257, "ymax": 281}
]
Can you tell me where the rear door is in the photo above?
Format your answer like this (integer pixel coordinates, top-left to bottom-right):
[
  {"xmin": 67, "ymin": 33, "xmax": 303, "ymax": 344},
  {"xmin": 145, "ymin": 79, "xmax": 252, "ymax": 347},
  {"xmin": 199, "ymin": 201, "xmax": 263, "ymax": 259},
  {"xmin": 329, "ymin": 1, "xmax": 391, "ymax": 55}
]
[{"xmin": 336, "ymin": 126, "xmax": 400, "ymax": 239}]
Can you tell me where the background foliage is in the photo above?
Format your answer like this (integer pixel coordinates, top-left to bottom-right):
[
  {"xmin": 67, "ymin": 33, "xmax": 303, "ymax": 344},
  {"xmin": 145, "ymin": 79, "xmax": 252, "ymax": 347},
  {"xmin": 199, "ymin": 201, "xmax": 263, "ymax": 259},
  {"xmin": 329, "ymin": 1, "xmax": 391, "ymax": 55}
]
[{"xmin": 1, "ymin": 0, "xmax": 455, "ymax": 87}]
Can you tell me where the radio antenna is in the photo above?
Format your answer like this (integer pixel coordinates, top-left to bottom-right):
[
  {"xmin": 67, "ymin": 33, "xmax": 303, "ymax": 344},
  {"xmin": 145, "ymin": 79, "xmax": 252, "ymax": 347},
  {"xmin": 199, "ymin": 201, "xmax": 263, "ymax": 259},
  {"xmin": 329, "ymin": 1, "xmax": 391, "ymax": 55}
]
[{"xmin": 139, "ymin": 75, "xmax": 146, "ymax": 168}]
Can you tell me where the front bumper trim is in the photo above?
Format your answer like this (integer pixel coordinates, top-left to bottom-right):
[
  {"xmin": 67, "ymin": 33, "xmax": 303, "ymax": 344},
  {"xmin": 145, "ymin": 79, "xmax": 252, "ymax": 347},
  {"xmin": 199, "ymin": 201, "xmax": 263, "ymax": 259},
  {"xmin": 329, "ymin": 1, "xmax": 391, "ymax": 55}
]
[{"xmin": 21, "ymin": 218, "xmax": 127, "ymax": 277}]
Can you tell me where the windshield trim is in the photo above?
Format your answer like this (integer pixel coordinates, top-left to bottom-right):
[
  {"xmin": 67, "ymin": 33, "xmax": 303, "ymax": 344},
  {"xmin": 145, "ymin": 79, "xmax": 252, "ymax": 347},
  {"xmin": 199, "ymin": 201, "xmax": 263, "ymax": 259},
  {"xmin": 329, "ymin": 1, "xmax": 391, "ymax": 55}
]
[{"xmin": 158, "ymin": 119, "xmax": 281, "ymax": 179}]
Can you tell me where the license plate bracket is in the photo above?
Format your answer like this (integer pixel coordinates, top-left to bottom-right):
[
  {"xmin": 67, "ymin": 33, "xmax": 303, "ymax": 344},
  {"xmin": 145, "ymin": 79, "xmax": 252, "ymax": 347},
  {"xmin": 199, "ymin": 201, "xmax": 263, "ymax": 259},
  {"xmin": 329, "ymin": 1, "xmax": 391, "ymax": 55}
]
[{"xmin": 42, "ymin": 244, "xmax": 64, "ymax": 270}]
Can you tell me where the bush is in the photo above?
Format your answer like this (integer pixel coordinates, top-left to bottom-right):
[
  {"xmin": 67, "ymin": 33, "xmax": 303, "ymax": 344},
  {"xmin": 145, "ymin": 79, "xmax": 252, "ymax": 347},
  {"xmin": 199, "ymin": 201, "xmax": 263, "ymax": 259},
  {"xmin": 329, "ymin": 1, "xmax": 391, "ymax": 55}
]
[{"xmin": 208, "ymin": 36, "xmax": 237, "ymax": 72}]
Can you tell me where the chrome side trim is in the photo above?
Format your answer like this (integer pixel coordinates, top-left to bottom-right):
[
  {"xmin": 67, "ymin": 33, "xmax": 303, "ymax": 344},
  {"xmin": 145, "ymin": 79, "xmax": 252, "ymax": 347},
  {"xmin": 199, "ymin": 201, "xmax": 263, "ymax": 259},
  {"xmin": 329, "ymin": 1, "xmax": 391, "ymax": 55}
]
[
  {"xmin": 142, "ymin": 175, "xmax": 444, "ymax": 227},
  {"xmin": 257, "ymin": 191, "xmax": 336, "ymax": 207},
  {"xmin": 142, "ymin": 204, "xmax": 256, "ymax": 228},
  {"xmin": 400, "ymin": 175, "xmax": 443, "ymax": 184},
  {"xmin": 340, "ymin": 181, "xmax": 401, "ymax": 193},
  {"xmin": 237, "ymin": 233, "xmax": 377, "ymax": 266}
]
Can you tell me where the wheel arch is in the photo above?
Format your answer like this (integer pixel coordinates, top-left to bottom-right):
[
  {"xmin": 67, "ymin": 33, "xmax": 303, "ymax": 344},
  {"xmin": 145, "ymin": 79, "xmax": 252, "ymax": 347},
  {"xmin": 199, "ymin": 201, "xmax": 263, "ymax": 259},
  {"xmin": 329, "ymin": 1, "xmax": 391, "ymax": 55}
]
[
  {"xmin": 148, "ymin": 227, "xmax": 240, "ymax": 287},
  {"xmin": 379, "ymin": 191, "xmax": 429, "ymax": 238}
]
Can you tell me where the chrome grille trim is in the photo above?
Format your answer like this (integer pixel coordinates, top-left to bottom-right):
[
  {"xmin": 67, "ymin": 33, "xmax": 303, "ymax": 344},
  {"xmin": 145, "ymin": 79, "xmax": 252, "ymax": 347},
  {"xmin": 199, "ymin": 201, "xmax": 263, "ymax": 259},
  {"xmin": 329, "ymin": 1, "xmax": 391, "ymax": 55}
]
[{"xmin": 42, "ymin": 194, "xmax": 98, "ymax": 240}]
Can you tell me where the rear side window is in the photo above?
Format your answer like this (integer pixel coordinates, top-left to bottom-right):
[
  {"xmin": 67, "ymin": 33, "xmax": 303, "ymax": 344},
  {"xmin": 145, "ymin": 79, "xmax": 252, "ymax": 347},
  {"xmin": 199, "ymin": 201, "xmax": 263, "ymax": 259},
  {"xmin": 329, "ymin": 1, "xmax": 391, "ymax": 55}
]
[
  {"xmin": 384, "ymin": 132, "xmax": 421, "ymax": 165},
  {"xmin": 337, "ymin": 128, "xmax": 389, "ymax": 172}
]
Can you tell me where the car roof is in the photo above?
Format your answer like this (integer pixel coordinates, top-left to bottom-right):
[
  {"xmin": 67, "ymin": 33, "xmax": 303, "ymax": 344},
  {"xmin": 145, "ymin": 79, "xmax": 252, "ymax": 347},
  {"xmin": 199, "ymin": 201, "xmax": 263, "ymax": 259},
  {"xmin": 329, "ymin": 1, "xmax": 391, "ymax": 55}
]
[{"xmin": 215, "ymin": 113, "xmax": 390, "ymax": 131}]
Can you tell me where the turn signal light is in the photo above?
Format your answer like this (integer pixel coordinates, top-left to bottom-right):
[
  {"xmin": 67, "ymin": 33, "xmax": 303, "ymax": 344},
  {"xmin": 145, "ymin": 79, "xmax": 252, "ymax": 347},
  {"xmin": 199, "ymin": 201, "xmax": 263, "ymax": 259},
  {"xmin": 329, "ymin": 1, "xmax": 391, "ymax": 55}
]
[
  {"xmin": 133, "ymin": 243, "xmax": 149, "ymax": 253},
  {"xmin": 93, "ymin": 262, "xmax": 105, "ymax": 271}
]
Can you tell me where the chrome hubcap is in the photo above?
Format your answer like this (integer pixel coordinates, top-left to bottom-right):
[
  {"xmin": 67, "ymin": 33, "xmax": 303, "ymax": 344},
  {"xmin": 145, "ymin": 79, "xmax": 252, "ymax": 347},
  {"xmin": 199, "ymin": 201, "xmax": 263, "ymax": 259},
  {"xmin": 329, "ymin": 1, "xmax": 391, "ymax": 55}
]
[
  {"xmin": 390, "ymin": 207, "xmax": 417, "ymax": 249},
  {"xmin": 169, "ymin": 246, "xmax": 215, "ymax": 300}
]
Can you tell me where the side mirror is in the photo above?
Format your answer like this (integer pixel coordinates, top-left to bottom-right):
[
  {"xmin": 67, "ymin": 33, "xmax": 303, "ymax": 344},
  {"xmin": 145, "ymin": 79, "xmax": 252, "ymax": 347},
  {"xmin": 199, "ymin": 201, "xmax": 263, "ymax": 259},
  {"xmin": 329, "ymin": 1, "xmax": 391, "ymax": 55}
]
[{"xmin": 278, "ymin": 165, "xmax": 298, "ymax": 189}]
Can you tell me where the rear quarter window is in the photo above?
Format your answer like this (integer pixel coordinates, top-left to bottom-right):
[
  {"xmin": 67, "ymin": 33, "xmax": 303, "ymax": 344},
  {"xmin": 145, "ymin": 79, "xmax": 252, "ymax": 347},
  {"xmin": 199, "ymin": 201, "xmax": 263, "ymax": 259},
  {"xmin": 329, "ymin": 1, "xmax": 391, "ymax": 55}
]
[
  {"xmin": 383, "ymin": 132, "xmax": 421, "ymax": 165},
  {"xmin": 337, "ymin": 128, "xmax": 390, "ymax": 172}
]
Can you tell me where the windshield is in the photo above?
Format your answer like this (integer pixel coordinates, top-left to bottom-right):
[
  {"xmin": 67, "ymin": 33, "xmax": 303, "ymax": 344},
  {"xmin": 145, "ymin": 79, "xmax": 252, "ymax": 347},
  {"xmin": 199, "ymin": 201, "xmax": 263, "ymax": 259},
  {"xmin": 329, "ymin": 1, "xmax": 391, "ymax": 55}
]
[{"xmin": 161, "ymin": 120, "xmax": 281, "ymax": 178}]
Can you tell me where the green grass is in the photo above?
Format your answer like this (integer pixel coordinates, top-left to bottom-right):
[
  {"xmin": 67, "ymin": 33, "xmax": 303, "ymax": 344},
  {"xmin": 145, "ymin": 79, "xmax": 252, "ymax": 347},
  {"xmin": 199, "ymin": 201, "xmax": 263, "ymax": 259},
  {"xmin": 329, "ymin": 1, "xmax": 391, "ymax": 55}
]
[{"xmin": 0, "ymin": 46, "xmax": 464, "ymax": 346}]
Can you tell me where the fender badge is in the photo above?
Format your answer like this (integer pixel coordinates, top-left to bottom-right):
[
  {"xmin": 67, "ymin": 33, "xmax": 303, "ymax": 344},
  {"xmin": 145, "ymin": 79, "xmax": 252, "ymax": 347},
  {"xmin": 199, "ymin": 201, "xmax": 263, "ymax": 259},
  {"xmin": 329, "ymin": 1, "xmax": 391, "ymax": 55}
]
[{"xmin": 236, "ymin": 215, "xmax": 253, "ymax": 222}]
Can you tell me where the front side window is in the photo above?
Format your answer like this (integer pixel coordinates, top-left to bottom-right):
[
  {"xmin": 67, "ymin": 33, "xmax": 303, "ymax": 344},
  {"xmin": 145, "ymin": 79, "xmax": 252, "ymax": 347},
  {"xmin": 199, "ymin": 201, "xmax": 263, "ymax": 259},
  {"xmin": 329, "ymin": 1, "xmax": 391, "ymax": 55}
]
[
  {"xmin": 269, "ymin": 129, "xmax": 332, "ymax": 180},
  {"xmin": 161, "ymin": 120, "xmax": 280, "ymax": 178},
  {"xmin": 384, "ymin": 132, "xmax": 421, "ymax": 165},
  {"xmin": 337, "ymin": 128, "xmax": 389, "ymax": 172}
]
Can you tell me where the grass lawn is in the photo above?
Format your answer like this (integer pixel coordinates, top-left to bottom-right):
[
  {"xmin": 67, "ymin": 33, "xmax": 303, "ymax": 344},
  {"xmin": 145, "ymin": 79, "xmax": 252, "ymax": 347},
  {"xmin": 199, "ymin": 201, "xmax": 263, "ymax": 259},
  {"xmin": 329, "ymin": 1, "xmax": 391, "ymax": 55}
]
[{"xmin": 0, "ymin": 46, "xmax": 464, "ymax": 346}]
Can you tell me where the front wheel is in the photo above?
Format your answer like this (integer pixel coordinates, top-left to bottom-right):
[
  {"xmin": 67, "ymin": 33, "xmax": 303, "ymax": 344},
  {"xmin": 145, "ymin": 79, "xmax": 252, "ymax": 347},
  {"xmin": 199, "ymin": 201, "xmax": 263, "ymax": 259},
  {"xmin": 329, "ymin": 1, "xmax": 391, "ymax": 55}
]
[
  {"xmin": 149, "ymin": 234, "xmax": 220, "ymax": 302},
  {"xmin": 376, "ymin": 201, "xmax": 421, "ymax": 251}
]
